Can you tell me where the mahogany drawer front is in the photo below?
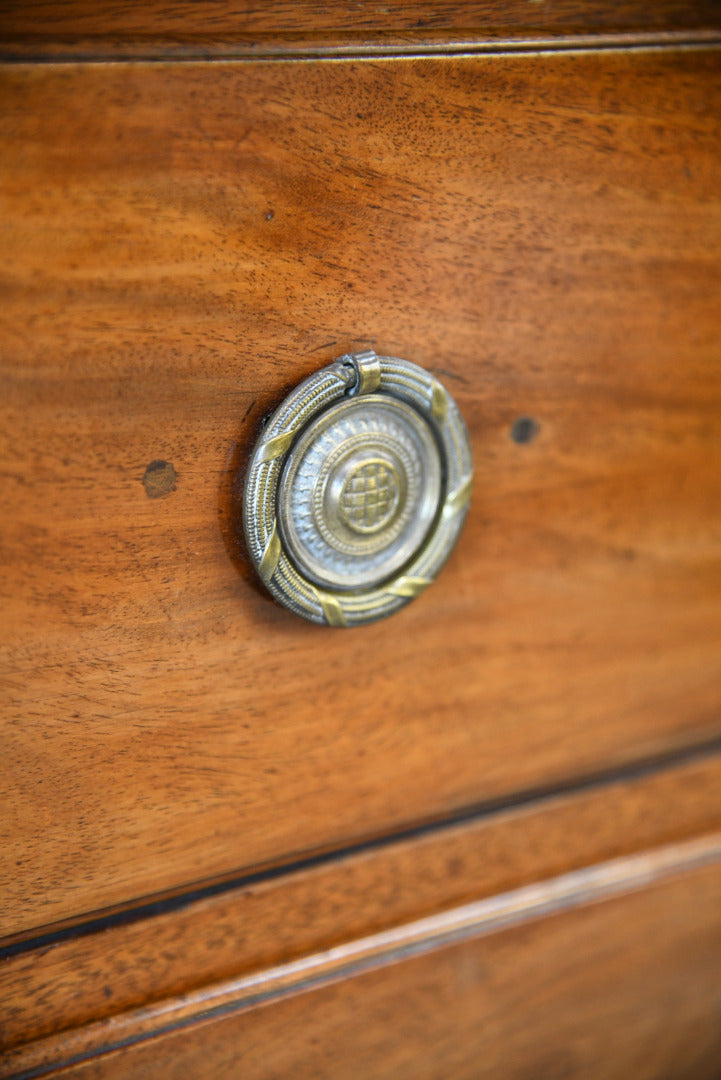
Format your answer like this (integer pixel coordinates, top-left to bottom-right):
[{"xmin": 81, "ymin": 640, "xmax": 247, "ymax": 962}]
[
  {"xmin": 2, "ymin": 47, "xmax": 721, "ymax": 940},
  {"xmin": 2, "ymin": 0, "xmax": 721, "ymax": 57},
  {"xmin": 70, "ymin": 859, "xmax": 721, "ymax": 1080},
  {"xmin": 4, "ymin": 756, "xmax": 721, "ymax": 1077},
  {"xmin": 7, "ymin": 843, "xmax": 721, "ymax": 1080}
]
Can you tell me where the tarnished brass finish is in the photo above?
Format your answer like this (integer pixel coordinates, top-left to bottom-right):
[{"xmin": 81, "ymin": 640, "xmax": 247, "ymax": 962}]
[{"xmin": 242, "ymin": 351, "xmax": 473, "ymax": 626}]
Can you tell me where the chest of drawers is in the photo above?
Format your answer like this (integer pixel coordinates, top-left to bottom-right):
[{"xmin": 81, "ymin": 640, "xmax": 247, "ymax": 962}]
[{"xmin": 2, "ymin": 5, "xmax": 721, "ymax": 1077}]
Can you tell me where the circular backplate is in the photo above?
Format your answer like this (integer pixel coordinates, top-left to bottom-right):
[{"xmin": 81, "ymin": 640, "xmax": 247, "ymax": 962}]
[{"xmin": 242, "ymin": 351, "xmax": 473, "ymax": 627}]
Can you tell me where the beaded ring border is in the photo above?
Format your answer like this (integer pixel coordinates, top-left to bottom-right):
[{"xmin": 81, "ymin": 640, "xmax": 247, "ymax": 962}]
[{"xmin": 242, "ymin": 351, "xmax": 473, "ymax": 627}]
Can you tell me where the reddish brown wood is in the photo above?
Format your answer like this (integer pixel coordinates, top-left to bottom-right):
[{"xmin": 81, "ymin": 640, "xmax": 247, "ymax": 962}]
[
  {"xmin": 2, "ymin": 48, "xmax": 721, "ymax": 939},
  {"xmin": 4, "ymin": 750, "xmax": 721, "ymax": 1055},
  {"xmin": 7, "ymin": 844, "xmax": 721, "ymax": 1079},
  {"xmin": 2, "ymin": 1, "xmax": 720, "ymax": 43},
  {"xmin": 2, "ymin": 5, "xmax": 719, "ymax": 63}
]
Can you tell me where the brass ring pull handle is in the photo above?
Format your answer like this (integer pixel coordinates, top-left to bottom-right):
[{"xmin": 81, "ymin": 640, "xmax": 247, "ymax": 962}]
[{"xmin": 243, "ymin": 350, "xmax": 473, "ymax": 627}]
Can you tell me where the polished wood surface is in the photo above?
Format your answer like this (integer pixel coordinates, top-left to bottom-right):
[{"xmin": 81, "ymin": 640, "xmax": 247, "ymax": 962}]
[
  {"xmin": 5, "ymin": 750, "xmax": 721, "ymax": 1048},
  {"xmin": 2, "ymin": 47, "xmax": 721, "ymax": 938},
  {"xmin": 2, "ymin": 3, "xmax": 719, "ymax": 62},
  {"xmin": 4, "ymin": 748, "xmax": 721, "ymax": 1066},
  {"xmin": 3, "ymin": 1, "xmax": 720, "ymax": 42},
  {"xmin": 3, "ymin": 13, "xmax": 721, "ymax": 1077},
  {"xmin": 9, "ymin": 845, "xmax": 721, "ymax": 1079}
]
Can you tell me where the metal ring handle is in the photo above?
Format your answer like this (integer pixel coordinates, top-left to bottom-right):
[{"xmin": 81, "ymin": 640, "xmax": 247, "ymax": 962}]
[{"xmin": 242, "ymin": 351, "xmax": 473, "ymax": 627}]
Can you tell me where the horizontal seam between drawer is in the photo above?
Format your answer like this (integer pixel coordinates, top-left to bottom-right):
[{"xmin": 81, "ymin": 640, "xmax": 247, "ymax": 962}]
[
  {"xmin": 1, "ymin": 31, "xmax": 721, "ymax": 64},
  {"xmin": 5, "ymin": 832, "xmax": 721, "ymax": 1080},
  {"xmin": 3, "ymin": 731, "xmax": 721, "ymax": 961}
]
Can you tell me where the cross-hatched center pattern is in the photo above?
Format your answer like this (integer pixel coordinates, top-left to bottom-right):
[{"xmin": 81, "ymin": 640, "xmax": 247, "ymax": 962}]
[{"xmin": 340, "ymin": 459, "xmax": 401, "ymax": 534}]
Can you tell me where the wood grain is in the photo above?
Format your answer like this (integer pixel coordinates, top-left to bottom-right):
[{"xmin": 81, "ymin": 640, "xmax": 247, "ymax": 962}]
[
  {"xmin": 7, "ymin": 839, "xmax": 721, "ymax": 1079},
  {"xmin": 2, "ymin": 0, "xmax": 720, "ymax": 47},
  {"xmin": 3, "ymin": 4, "xmax": 720, "ymax": 67},
  {"xmin": 2, "ymin": 48, "xmax": 721, "ymax": 938},
  {"xmin": 4, "ymin": 749, "xmax": 721, "ymax": 1056}
]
